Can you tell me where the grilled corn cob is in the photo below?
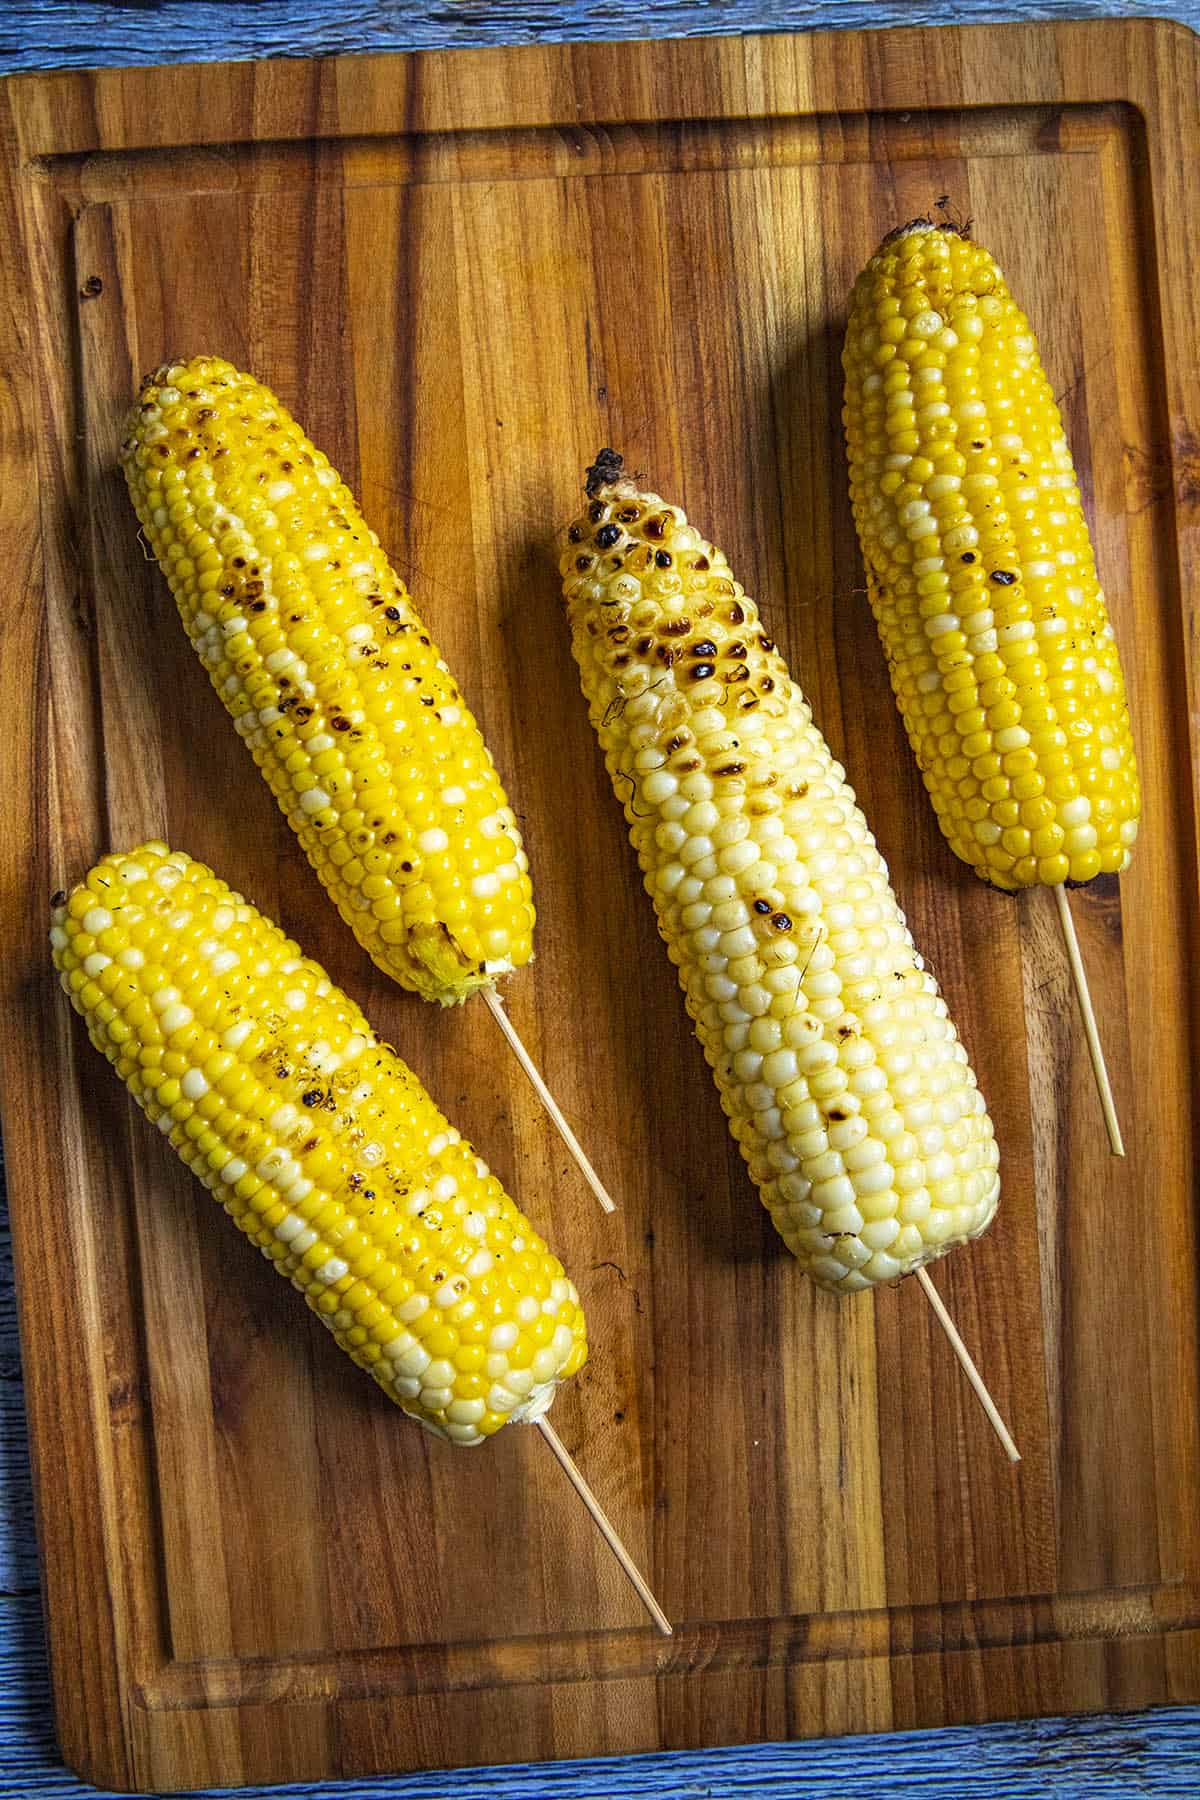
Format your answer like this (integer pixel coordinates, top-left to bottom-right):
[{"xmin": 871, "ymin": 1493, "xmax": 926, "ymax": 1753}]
[
  {"xmin": 842, "ymin": 221, "xmax": 1140, "ymax": 890},
  {"xmin": 561, "ymin": 457, "xmax": 999, "ymax": 1292},
  {"xmin": 120, "ymin": 360, "xmax": 533, "ymax": 1004},
  {"xmin": 50, "ymin": 843, "xmax": 586, "ymax": 1443}
]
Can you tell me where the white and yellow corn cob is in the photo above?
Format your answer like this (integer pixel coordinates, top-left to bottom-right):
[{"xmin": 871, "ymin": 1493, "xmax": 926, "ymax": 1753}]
[
  {"xmin": 51, "ymin": 843, "xmax": 587, "ymax": 1443},
  {"xmin": 561, "ymin": 457, "xmax": 999, "ymax": 1292},
  {"xmin": 120, "ymin": 360, "xmax": 533, "ymax": 1005}
]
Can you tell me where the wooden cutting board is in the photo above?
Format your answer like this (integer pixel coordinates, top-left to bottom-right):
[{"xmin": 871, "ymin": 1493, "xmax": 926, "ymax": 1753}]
[{"xmin": 2, "ymin": 19, "xmax": 1198, "ymax": 1792}]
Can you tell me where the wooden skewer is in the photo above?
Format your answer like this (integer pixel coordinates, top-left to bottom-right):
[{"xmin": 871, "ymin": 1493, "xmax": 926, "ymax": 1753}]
[
  {"xmin": 535, "ymin": 1416, "xmax": 673, "ymax": 1635},
  {"xmin": 482, "ymin": 986, "xmax": 617, "ymax": 1213},
  {"xmin": 1052, "ymin": 883, "xmax": 1125, "ymax": 1158},
  {"xmin": 916, "ymin": 1267, "xmax": 1020, "ymax": 1462}
]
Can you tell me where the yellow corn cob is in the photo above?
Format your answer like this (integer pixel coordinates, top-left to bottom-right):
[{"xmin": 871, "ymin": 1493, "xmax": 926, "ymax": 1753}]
[
  {"xmin": 50, "ymin": 843, "xmax": 586, "ymax": 1443},
  {"xmin": 561, "ymin": 458, "xmax": 999, "ymax": 1292},
  {"xmin": 120, "ymin": 359, "xmax": 534, "ymax": 1003},
  {"xmin": 842, "ymin": 221, "xmax": 1140, "ymax": 891}
]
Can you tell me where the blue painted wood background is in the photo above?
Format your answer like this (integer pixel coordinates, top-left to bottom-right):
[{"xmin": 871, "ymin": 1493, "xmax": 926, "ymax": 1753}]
[{"xmin": 3, "ymin": 2, "xmax": 1199, "ymax": 1794}]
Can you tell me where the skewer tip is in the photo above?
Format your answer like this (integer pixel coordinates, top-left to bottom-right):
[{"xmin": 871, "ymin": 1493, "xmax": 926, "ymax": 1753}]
[
  {"xmin": 535, "ymin": 1417, "xmax": 672, "ymax": 1634},
  {"xmin": 482, "ymin": 986, "xmax": 618, "ymax": 1212},
  {"xmin": 1051, "ymin": 884, "xmax": 1126, "ymax": 1158},
  {"xmin": 915, "ymin": 1266, "xmax": 1020, "ymax": 1462}
]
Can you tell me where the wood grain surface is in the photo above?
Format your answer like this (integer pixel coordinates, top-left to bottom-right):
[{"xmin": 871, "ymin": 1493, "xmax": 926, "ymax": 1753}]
[{"xmin": 1, "ymin": 20, "xmax": 1198, "ymax": 1794}]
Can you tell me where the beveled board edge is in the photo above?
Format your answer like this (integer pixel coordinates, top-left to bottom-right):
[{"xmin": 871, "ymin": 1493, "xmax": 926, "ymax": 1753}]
[{"xmin": 2, "ymin": 18, "xmax": 1198, "ymax": 1791}]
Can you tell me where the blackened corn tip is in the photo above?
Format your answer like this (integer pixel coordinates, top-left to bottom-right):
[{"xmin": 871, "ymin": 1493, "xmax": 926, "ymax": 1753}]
[{"xmin": 585, "ymin": 447, "xmax": 625, "ymax": 497}]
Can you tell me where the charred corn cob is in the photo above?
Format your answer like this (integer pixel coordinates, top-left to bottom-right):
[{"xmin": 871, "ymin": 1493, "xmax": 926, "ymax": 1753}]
[
  {"xmin": 120, "ymin": 360, "xmax": 533, "ymax": 1004},
  {"xmin": 561, "ymin": 457, "xmax": 999, "ymax": 1292},
  {"xmin": 50, "ymin": 843, "xmax": 586, "ymax": 1443},
  {"xmin": 842, "ymin": 221, "xmax": 1140, "ymax": 891}
]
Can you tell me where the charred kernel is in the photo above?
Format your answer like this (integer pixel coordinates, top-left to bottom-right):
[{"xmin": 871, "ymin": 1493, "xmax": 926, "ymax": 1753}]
[
  {"xmin": 662, "ymin": 618, "xmax": 691, "ymax": 636},
  {"xmin": 692, "ymin": 641, "xmax": 717, "ymax": 658},
  {"xmin": 576, "ymin": 555, "xmax": 593, "ymax": 571},
  {"xmin": 961, "ymin": 552, "xmax": 976, "ymax": 564},
  {"xmin": 727, "ymin": 602, "xmax": 745, "ymax": 624},
  {"xmin": 654, "ymin": 550, "xmax": 672, "ymax": 568},
  {"xmin": 568, "ymin": 524, "xmax": 585, "ymax": 542},
  {"xmin": 617, "ymin": 507, "xmax": 640, "ymax": 523},
  {"xmin": 691, "ymin": 662, "xmax": 716, "ymax": 680},
  {"xmin": 52, "ymin": 843, "xmax": 586, "ymax": 1445},
  {"xmin": 753, "ymin": 899, "xmax": 772, "ymax": 914},
  {"xmin": 989, "ymin": 569, "xmax": 1017, "ymax": 585},
  {"xmin": 644, "ymin": 514, "xmax": 667, "ymax": 540},
  {"xmin": 302, "ymin": 1089, "xmax": 323, "ymax": 1107},
  {"xmin": 595, "ymin": 523, "xmax": 621, "ymax": 549},
  {"xmin": 384, "ymin": 606, "xmax": 401, "ymax": 620},
  {"xmin": 771, "ymin": 914, "xmax": 792, "ymax": 931}
]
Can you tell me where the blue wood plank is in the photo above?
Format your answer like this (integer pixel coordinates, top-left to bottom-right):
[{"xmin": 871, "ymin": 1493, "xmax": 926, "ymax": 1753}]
[
  {"xmin": 0, "ymin": 0, "xmax": 1194, "ymax": 77},
  {"xmin": 3, "ymin": 1, "xmax": 1199, "ymax": 1793}
]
